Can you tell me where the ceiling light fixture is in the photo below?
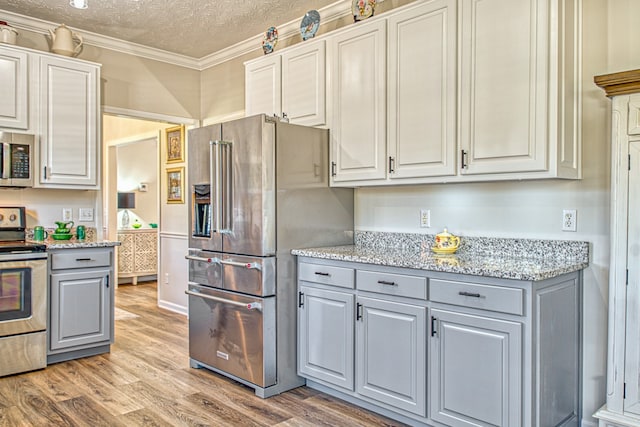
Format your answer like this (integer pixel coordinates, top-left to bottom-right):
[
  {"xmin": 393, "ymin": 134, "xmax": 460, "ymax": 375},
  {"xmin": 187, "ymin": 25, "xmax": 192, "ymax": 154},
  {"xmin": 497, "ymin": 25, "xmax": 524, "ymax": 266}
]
[{"xmin": 69, "ymin": 0, "xmax": 88, "ymax": 9}]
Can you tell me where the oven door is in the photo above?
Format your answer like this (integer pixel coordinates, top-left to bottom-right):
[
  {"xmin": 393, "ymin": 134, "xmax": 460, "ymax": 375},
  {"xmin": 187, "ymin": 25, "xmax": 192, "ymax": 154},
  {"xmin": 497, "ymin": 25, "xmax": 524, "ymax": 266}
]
[
  {"xmin": 0, "ymin": 255, "xmax": 47, "ymax": 336},
  {"xmin": 186, "ymin": 283, "xmax": 276, "ymax": 388}
]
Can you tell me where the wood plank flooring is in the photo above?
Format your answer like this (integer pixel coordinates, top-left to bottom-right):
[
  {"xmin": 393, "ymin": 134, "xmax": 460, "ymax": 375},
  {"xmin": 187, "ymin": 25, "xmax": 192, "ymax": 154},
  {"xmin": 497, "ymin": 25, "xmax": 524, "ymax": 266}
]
[{"xmin": 0, "ymin": 281, "xmax": 406, "ymax": 426}]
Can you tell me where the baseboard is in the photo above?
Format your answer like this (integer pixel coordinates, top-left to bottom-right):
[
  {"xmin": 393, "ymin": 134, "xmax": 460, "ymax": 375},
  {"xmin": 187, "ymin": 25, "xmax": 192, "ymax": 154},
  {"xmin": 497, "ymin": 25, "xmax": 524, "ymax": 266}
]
[{"xmin": 158, "ymin": 299, "xmax": 187, "ymax": 316}]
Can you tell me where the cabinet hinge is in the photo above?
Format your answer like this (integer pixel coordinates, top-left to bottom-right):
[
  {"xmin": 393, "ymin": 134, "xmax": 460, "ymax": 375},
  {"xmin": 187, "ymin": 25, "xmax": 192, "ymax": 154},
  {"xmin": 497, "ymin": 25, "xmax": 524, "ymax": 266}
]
[
  {"xmin": 630, "ymin": 154, "xmax": 632, "ymax": 171},
  {"xmin": 624, "ymin": 382, "xmax": 627, "ymax": 399}
]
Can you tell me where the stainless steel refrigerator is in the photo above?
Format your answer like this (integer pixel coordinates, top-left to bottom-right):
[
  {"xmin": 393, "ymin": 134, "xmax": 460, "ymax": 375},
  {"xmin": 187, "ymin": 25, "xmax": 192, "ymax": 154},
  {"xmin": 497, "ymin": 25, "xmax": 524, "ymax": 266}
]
[{"xmin": 186, "ymin": 114, "xmax": 354, "ymax": 397}]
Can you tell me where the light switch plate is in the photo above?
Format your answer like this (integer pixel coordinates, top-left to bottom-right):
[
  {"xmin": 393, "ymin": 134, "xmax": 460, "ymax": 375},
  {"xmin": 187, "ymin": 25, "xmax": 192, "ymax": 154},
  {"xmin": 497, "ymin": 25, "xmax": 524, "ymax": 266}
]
[
  {"xmin": 79, "ymin": 208, "xmax": 94, "ymax": 222},
  {"xmin": 62, "ymin": 208, "xmax": 72, "ymax": 222}
]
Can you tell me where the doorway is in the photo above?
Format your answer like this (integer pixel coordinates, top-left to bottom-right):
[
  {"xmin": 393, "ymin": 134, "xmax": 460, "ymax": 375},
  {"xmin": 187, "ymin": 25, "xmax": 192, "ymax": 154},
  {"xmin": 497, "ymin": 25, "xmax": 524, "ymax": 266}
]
[{"xmin": 102, "ymin": 110, "xmax": 194, "ymax": 315}]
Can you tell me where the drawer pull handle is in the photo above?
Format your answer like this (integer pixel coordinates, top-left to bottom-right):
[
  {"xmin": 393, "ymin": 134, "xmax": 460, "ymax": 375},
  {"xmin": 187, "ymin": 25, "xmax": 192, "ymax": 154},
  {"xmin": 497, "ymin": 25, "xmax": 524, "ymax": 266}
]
[
  {"xmin": 314, "ymin": 272, "xmax": 330, "ymax": 276},
  {"xmin": 459, "ymin": 291, "xmax": 482, "ymax": 298},
  {"xmin": 377, "ymin": 280, "xmax": 397, "ymax": 286},
  {"xmin": 76, "ymin": 258, "xmax": 93, "ymax": 261}
]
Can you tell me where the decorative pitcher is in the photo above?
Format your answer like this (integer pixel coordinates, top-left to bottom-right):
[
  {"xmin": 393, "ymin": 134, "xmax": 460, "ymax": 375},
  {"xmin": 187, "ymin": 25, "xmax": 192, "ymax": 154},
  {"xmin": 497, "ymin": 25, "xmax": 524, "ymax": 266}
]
[{"xmin": 48, "ymin": 24, "xmax": 83, "ymax": 57}]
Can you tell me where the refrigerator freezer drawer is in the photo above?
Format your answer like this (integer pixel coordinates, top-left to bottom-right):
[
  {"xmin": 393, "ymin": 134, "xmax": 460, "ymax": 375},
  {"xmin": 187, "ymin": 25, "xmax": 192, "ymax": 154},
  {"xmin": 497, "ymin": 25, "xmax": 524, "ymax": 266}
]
[
  {"xmin": 187, "ymin": 284, "xmax": 276, "ymax": 388},
  {"xmin": 187, "ymin": 249, "xmax": 275, "ymax": 296}
]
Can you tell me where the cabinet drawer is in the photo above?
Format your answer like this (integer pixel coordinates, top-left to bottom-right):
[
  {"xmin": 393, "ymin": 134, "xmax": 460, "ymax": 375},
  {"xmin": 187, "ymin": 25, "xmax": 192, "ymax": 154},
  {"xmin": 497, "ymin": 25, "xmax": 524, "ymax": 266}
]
[
  {"xmin": 357, "ymin": 270, "xmax": 427, "ymax": 300},
  {"xmin": 50, "ymin": 249, "xmax": 112, "ymax": 270},
  {"xmin": 430, "ymin": 279, "xmax": 523, "ymax": 315},
  {"xmin": 299, "ymin": 262, "xmax": 354, "ymax": 289}
]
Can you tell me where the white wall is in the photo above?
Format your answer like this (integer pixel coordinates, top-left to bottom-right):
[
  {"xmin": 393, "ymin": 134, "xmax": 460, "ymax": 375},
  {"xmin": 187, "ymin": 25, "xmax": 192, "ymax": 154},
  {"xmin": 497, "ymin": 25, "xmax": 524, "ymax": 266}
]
[{"xmin": 116, "ymin": 138, "xmax": 159, "ymax": 228}]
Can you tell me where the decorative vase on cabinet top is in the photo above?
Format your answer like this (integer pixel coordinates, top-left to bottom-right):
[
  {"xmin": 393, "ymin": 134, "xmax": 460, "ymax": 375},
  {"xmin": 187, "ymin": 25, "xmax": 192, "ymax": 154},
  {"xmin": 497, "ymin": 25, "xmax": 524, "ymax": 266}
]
[
  {"xmin": 47, "ymin": 24, "xmax": 83, "ymax": 57},
  {"xmin": 0, "ymin": 21, "xmax": 18, "ymax": 45}
]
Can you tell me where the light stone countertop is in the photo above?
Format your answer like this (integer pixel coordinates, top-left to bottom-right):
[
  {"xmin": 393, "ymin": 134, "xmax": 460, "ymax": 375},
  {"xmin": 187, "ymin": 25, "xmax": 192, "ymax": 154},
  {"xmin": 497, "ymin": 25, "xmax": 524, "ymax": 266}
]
[
  {"xmin": 43, "ymin": 238, "xmax": 121, "ymax": 250},
  {"xmin": 292, "ymin": 231, "xmax": 589, "ymax": 282}
]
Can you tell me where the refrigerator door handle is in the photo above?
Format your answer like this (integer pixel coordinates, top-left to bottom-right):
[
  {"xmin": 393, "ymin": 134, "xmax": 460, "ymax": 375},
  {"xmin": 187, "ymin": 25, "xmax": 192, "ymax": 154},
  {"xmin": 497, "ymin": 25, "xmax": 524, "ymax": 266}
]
[
  {"xmin": 185, "ymin": 255, "xmax": 261, "ymax": 271},
  {"xmin": 185, "ymin": 254, "xmax": 220, "ymax": 263},
  {"xmin": 185, "ymin": 289, "xmax": 263, "ymax": 311},
  {"xmin": 209, "ymin": 140, "xmax": 222, "ymax": 233},
  {"xmin": 220, "ymin": 140, "xmax": 233, "ymax": 234},
  {"xmin": 219, "ymin": 259, "xmax": 262, "ymax": 271}
]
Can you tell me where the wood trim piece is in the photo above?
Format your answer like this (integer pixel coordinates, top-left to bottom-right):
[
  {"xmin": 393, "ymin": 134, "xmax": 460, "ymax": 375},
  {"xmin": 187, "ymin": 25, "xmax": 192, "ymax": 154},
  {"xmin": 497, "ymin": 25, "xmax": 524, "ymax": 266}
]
[{"xmin": 595, "ymin": 69, "xmax": 640, "ymax": 97}]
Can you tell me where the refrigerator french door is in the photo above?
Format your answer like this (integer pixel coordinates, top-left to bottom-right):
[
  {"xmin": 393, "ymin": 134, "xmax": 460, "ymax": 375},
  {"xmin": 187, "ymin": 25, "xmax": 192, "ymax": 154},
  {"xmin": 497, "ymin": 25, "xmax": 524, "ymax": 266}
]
[{"xmin": 186, "ymin": 114, "xmax": 354, "ymax": 397}]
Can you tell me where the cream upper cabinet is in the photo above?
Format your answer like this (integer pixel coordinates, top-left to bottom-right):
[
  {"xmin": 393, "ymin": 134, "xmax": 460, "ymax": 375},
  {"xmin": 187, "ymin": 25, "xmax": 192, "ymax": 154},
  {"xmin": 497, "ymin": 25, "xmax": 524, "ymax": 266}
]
[
  {"xmin": 38, "ymin": 55, "xmax": 100, "ymax": 189},
  {"xmin": 282, "ymin": 41, "xmax": 326, "ymax": 126},
  {"xmin": 245, "ymin": 55, "xmax": 281, "ymax": 119},
  {"xmin": 245, "ymin": 40, "xmax": 326, "ymax": 127},
  {"xmin": 387, "ymin": 0, "xmax": 457, "ymax": 180},
  {"xmin": 0, "ymin": 46, "xmax": 29, "ymax": 130},
  {"xmin": 459, "ymin": 0, "xmax": 580, "ymax": 178},
  {"xmin": 329, "ymin": 20, "xmax": 387, "ymax": 183}
]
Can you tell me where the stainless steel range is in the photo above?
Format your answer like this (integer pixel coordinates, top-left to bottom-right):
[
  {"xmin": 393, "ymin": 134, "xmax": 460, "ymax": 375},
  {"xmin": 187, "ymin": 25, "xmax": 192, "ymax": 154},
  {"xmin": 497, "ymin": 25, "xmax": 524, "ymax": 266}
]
[
  {"xmin": 0, "ymin": 206, "xmax": 47, "ymax": 377},
  {"xmin": 186, "ymin": 114, "xmax": 354, "ymax": 397}
]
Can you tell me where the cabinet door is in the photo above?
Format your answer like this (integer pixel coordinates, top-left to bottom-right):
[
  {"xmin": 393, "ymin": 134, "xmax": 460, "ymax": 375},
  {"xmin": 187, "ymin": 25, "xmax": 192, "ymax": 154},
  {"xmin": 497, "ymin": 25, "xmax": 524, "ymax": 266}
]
[
  {"xmin": 0, "ymin": 47, "xmax": 28, "ymax": 130},
  {"xmin": 430, "ymin": 308, "xmax": 522, "ymax": 427},
  {"xmin": 39, "ymin": 56, "xmax": 99, "ymax": 188},
  {"xmin": 282, "ymin": 41, "xmax": 326, "ymax": 126},
  {"xmin": 49, "ymin": 269, "xmax": 112, "ymax": 350},
  {"xmin": 387, "ymin": 0, "xmax": 456, "ymax": 179},
  {"xmin": 117, "ymin": 232, "xmax": 134, "ymax": 274},
  {"xmin": 329, "ymin": 20, "xmax": 386, "ymax": 183},
  {"xmin": 245, "ymin": 56, "xmax": 281, "ymax": 118},
  {"xmin": 625, "ymin": 140, "xmax": 640, "ymax": 415},
  {"xmin": 298, "ymin": 285, "xmax": 355, "ymax": 390},
  {"xmin": 356, "ymin": 296, "xmax": 426, "ymax": 417},
  {"xmin": 459, "ymin": 0, "xmax": 547, "ymax": 175},
  {"xmin": 134, "ymin": 231, "xmax": 158, "ymax": 274}
]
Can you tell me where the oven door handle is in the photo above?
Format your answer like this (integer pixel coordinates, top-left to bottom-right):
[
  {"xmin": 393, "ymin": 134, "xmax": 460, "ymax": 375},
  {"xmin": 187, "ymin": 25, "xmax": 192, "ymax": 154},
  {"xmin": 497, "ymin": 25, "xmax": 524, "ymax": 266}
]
[
  {"xmin": 2, "ymin": 142, "xmax": 10, "ymax": 179},
  {"xmin": 185, "ymin": 289, "xmax": 262, "ymax": 311},
  {"xmin": 185, "ymin": 255, "xmax": 262, "ymax": 270}
]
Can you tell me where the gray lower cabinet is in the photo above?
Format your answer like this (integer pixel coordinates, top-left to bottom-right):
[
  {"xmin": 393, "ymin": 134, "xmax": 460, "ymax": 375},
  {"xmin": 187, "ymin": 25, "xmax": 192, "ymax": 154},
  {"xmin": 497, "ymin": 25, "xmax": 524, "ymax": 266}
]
[
  {"xmin": 298, "ymin": 285, "xmax": 354, "ymax": 390},
  {"xmin": 48, "ymin": 247, "xmax": 115, "ymax": 364},
  {"xmin": 429, "ymin": 309, "xmax": 522, "ymax": 426},
  {"xmin": 357, "ymin": 296, "xmax": 426, "ymax": 416},
  {"xmin": 297, "ymin": 257, "xmax": 582, "ymax": 427}
]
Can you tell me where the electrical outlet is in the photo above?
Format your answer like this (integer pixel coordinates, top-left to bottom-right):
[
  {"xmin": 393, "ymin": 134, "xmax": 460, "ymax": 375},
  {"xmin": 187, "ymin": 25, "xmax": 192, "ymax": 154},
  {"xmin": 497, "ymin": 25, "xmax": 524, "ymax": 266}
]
[
  {"xmin": 79, "ymin": 208, "xmax": 93, "ymax": 221},
  {"xmin": 562, "ymin": 209, "xmax": 577, "ymax": 232},
  {"xmin": 164, "ymin": 273, "xmax": 170, "ymax": 284},
  {"xmin": 420, "ymin": 209, "xmax": 431, "ymax": 228},
  {"xmin": 62, "ymin": 208, "xmax": 73, "ymax": 222}
]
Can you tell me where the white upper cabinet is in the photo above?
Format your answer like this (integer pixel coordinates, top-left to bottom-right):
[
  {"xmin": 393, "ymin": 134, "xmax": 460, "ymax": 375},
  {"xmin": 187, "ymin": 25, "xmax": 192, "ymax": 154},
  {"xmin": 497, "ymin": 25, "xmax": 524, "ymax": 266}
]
[
  {"xmin": 245, "ymin": 40, "xmax": 326, "ymax": 127},
  {"xmin": 387, "ymin": 0, "xmax": 457, "ymax": 180},
  {"xmin": 245, "ymin": 55, "xmax": 281, "ymax": 119},
  {"xmin": 282, "ymin": 41, "xmax": 326, "ymax": 126},
  {"xmin": 0, "ymin": 46, "xmax": 29, "ymax": 130},
  {"xmin": 459, "ymin": 0, "xmax": 579, "ymax": 179},
  {"xmin": 242, "ymin": 0, "xmax": 581, "ymax": 186},
  {"xmin": 329, "ymin": 20, "xmax": 387, "ymax": 182},
  {"xmin": 39, "ymin": 55, "xmax": 100, "ymax": 188}
]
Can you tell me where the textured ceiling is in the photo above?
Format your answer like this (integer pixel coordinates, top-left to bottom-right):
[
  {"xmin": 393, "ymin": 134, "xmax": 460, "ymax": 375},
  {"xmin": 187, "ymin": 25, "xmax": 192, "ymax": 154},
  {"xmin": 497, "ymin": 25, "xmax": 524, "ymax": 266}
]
[{"xmin": 0, "ymin": 0, "xmax": 340, "ymax": 58}]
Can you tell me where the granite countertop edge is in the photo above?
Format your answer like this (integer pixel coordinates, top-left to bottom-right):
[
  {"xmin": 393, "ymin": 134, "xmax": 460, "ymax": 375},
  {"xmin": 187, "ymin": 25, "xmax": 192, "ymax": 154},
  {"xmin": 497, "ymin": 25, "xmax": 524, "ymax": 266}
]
[
  {"xmin": 291, "ymin": 245, "xmax": 589, "ymax": 282},
  {"xmin": 42, "ymin": 240, "xmax": 121, "ymax": 249}
]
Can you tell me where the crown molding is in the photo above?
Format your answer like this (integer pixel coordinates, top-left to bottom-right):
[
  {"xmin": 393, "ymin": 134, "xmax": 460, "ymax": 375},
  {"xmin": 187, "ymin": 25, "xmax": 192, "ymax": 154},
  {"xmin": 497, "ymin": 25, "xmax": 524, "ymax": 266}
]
[{"xmin": 0, "ymin": 0, "xmax": 352, "ymax": 71}]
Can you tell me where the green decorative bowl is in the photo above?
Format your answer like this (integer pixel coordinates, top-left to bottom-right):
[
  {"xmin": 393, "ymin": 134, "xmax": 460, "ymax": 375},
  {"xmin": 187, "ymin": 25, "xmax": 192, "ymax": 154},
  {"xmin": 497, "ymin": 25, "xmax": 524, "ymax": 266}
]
[{"xmin": 51, "ymin": 233, "xmax": 73, "ymax": 240}]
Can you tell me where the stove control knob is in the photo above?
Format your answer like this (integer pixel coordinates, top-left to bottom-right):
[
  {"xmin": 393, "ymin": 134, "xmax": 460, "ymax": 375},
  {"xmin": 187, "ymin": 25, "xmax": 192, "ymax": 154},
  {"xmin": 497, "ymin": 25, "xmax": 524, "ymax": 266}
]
[
  {"xmin": 0, "ymin": 214, "xmax": 4, "ymax": 222},
  {"xmin": 9, "ymin": 214, "xmax": 16, "ymax": 222}
]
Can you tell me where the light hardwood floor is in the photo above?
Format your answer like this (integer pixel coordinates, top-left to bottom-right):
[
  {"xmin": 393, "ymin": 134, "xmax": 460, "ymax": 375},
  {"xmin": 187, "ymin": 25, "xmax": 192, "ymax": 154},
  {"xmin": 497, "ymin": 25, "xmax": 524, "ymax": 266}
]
[{"xmin": 0, "ymin": 281, "xmax": 406, "ymax": 426}]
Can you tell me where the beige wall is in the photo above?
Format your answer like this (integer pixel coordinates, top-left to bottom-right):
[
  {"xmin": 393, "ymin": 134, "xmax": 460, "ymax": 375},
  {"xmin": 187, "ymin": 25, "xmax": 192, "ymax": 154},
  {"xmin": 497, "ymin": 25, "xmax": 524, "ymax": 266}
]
[{"xmin": 15, "ymin": 28, "xmax": 200, "ymax": 119}]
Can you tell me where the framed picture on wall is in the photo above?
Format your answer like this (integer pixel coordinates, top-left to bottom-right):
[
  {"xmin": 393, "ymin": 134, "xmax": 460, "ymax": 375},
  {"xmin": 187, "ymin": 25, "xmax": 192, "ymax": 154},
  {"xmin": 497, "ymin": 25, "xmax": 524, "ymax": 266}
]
[
  {"xmin": 166, "ymin": 125, "xmax": 184, "ymax": 163},
  {"xmin": 166, "ymin": 167, "xmax": 184, "ymax": 204}
]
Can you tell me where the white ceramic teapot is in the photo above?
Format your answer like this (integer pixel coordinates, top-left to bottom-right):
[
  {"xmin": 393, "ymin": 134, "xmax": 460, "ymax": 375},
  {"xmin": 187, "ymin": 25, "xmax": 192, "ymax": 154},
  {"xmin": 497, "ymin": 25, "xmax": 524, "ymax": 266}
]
[{"xmin": 48, "ymin": 24, "xmax": 83, "ymax": 57}]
